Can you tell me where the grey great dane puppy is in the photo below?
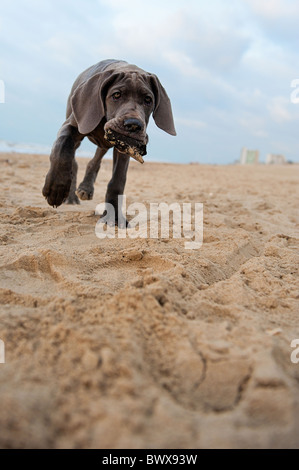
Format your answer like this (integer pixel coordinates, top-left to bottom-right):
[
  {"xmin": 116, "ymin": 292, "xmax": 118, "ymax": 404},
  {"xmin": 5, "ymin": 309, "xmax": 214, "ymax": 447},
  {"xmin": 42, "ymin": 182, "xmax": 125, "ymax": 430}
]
[{"xmin": 42, "ymin": 59, "xmax": 176, "ymax": 226}]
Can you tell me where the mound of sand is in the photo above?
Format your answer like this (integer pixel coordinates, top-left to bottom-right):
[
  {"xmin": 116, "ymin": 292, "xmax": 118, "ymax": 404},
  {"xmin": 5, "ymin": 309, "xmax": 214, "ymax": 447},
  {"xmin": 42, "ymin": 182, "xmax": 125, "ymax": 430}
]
[{"xmin": 0, "ymin": 152, "xmax": 298, "ymax": 448}]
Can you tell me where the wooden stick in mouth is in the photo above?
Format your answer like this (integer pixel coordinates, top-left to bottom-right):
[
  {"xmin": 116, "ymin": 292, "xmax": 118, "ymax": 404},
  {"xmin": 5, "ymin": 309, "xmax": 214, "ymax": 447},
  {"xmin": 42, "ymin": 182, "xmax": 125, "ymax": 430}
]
[{"xmin": 104, "ymin": 129, "xmax": 147, "ymax": 164}]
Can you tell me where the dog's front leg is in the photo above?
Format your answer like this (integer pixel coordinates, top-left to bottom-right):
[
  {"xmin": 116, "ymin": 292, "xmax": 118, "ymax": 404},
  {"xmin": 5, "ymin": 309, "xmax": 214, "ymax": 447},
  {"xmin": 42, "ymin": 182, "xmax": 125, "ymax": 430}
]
[
  {"xmin": 102, "ymin": 148, "xmax": 130, "ymax": 228},
  {"xmin": 77, "ymin": 146, "xmax": 108, "ymax": 201},
  {"xmin": 42, "ymin": 124, "xmax": 83, "ymax": 207}
]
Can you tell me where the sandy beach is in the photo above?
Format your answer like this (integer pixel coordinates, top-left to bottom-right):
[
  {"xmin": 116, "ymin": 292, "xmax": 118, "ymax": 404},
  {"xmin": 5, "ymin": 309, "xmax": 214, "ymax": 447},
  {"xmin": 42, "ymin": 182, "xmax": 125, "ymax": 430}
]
[{"xmin": 0, "ymin": 151, "xmax": 298, "ymax": 448}]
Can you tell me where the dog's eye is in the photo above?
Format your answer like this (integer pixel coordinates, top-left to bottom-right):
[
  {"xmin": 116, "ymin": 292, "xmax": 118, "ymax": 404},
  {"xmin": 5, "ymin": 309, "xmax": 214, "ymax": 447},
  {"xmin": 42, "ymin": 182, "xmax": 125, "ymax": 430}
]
[
  {"xmin": 112, "ymin": 92, "xmax": 121, "ymax": 101},
  {"xmin": 144, "ymin": 96, "xmax": 153, "ymax": 106}
]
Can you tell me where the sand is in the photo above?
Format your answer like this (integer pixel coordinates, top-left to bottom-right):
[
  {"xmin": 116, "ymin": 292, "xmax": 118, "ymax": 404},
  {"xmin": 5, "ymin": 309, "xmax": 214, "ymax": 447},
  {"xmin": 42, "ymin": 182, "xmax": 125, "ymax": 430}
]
[{"xmin": 0, "ymin": 152, "xmax": 298, "ymax": 449}]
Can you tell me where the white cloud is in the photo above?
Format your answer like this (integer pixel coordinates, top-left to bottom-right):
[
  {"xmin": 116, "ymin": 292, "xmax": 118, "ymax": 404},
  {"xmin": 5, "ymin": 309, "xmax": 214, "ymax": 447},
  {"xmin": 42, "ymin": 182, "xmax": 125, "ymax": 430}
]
[
  {"xmin": 245, "ymin": 0, "xmax": 299, "ymax": 19},
  {"xmin": 267, "ymin": 97, "xmax": 293, "ymax": 123},
  {"xmin": 239, "ymin": 113, "xmax": 268, "ymax": 138},
  {"xmin": 163, "ymin": 51, "xmax": 209, "ymax": 79},
  {"xmin": 45, "ymin": 34, "xmax": 77, "ymax": 66},
  {"xmin": 176, "ymin": 117, "xmax": 206, "ymax": 130}
]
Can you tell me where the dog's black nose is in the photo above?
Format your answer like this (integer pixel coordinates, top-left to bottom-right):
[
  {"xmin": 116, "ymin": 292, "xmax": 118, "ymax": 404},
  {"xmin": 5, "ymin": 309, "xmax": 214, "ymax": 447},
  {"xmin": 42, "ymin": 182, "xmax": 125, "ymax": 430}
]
[{"xmin": 123, "ymin": 118, "xmax": 143, "ymax": 132}]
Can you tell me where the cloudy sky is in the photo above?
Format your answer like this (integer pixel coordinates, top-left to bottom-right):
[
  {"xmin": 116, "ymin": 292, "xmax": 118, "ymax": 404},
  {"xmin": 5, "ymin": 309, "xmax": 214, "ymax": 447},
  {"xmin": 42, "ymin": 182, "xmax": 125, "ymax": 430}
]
[{"xmin": 1, "ymin": 0, "xmax": 299, "ymax": 163}]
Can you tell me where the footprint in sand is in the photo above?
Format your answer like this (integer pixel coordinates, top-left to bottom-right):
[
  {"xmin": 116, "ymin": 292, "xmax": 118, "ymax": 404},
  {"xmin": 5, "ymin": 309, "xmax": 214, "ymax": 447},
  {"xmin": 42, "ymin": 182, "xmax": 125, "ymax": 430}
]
[{"xmin": 86, "ymin": 251, "xmax": 175, "ymax": 292}]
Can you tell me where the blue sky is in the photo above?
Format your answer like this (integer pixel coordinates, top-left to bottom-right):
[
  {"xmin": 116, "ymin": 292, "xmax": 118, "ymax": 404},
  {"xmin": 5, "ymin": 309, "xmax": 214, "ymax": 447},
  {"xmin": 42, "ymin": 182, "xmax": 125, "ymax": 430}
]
[{"xmin": 1, "ymin": 0, "xmax": 299, "ymax": 163}]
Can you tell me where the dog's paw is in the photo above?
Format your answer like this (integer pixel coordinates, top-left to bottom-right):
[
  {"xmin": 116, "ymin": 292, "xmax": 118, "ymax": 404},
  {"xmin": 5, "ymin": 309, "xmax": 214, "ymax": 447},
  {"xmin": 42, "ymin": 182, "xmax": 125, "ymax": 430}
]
[
  {"xmin": 76, "ymin": 183, "xmax": 94, "ymax": 201},
  {"xmin": 99, "ymin": 210, "xmax": 129, "ymax": 229},
  {"xmin": 42, "ymin": 169, "xmax": 72, "ymax": 208}
]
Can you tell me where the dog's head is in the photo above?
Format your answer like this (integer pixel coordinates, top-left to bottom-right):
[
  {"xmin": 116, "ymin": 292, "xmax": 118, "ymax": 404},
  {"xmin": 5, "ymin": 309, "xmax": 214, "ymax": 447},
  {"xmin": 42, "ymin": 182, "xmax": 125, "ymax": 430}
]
[
  {"xmin": 103, "ymin": 71, "xmax": 156, "ymax": 144},
  {"xmin": 70, "ymin": 64, "xmax": 176, "ymax": 145}
]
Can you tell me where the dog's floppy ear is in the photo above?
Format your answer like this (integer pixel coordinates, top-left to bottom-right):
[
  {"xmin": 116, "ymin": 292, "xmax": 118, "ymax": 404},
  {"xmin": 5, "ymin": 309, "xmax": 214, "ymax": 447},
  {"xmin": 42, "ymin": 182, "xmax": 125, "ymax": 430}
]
[
  {"xmin": 149, "ymin": 74, "xmax": 176, "ymax": 136},
  {"xmin": 71, "ymin": 71, "xmax": 119, "ymax": 135}
]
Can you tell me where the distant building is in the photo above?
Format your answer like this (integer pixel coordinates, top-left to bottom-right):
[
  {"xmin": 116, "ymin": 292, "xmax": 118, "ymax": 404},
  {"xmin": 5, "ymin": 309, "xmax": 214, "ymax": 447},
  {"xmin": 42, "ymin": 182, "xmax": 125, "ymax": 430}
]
[
  {"xmin": 266, "ymin": 154, "xmax": 286, "ymax": 165},
  {"xmin": 240, "ymin": 147, "xmax": 259, "ymax": 164}
]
